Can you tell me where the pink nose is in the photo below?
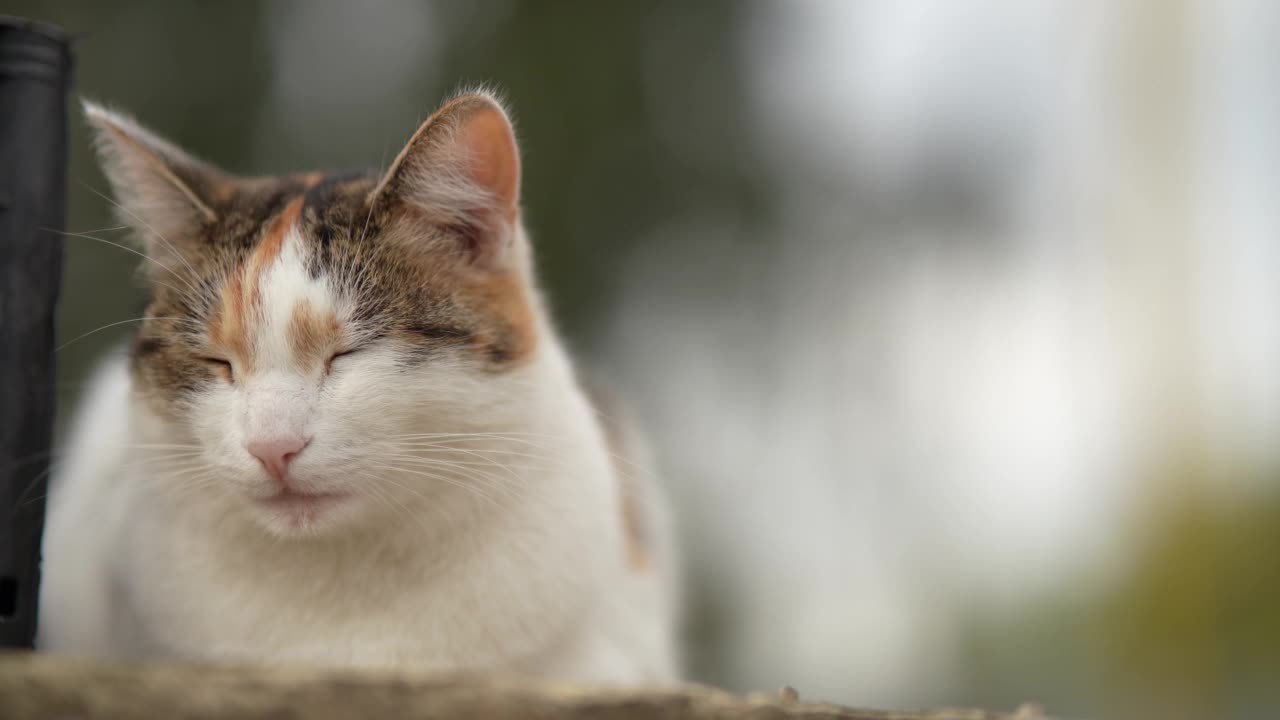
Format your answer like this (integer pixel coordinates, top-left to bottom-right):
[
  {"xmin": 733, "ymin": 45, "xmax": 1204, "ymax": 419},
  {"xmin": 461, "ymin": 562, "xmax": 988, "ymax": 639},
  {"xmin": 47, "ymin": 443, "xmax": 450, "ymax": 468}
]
[{"xmin": 247, "ymin": 436, "xmax": 309, "ymax": 484}]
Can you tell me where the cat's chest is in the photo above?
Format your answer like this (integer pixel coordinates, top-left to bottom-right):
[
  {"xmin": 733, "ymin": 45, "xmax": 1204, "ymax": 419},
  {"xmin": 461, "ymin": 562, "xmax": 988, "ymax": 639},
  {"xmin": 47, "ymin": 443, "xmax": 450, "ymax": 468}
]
[
  {"xmin": 115, "ymin": 506, "xmax": 596, "ymax": 670},
  {"xmin": 122, "ymin": 589, "xmax": 447, "ymax": 668}
]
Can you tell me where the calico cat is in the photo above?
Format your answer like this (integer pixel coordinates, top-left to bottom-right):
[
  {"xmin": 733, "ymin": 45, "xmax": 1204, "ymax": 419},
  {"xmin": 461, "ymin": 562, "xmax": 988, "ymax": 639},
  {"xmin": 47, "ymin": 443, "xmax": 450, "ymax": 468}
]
[{"xmin": 37, "ymin": 90, "xmax": 678, "ymax": 682}]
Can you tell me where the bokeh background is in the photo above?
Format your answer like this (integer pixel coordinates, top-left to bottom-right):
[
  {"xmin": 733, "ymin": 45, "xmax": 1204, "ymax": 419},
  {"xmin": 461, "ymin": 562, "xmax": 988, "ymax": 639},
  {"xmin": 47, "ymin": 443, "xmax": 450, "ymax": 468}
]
[{"xmin": 9, "ymin": 2, "xmax": 1279, "ymax": 718}]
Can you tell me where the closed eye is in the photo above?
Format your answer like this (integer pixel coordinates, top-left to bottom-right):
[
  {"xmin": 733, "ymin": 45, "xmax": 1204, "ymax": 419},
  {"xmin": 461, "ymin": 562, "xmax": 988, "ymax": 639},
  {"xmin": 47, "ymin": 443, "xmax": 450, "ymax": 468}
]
[
  {"xmin": 325, "ymin": 348, "xmax": 359, "ymax": 374},
  {"xmin": 201, "ymin": 357, "xmax": 234, "ymax": 383}
]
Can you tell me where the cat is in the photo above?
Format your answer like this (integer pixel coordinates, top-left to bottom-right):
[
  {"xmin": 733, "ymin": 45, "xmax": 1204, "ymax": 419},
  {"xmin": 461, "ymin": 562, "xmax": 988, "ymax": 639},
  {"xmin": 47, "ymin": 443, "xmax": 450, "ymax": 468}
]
[{"xmin": 37, "ymin": 90, "xmax": 678, "ymax": 683}]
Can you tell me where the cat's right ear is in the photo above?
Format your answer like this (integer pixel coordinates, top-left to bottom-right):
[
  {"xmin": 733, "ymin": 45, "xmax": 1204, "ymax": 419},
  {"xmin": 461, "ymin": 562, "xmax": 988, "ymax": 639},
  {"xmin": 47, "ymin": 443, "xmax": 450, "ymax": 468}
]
[
  {"xmin": 368, "ymin": 91, "xmax": 523, "ymax": 270},
  {"xmin": 83, "ymin": 101, "xmax": 232, "ymax": 253}
]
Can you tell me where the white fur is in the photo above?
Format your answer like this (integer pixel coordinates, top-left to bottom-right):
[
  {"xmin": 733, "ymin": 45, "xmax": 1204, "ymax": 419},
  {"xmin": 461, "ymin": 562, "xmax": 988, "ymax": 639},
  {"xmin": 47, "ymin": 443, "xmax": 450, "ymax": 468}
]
[{"xmin": 38, "ymin": 225, "xmax": 678, "ymax": 682}]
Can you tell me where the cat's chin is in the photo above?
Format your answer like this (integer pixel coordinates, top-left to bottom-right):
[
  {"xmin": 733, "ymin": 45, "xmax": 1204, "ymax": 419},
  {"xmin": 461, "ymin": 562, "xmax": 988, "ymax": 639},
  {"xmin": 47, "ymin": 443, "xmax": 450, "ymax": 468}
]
[{"xmin": 248, "ymin": 489, "xmax": 357, "ymax": 537}]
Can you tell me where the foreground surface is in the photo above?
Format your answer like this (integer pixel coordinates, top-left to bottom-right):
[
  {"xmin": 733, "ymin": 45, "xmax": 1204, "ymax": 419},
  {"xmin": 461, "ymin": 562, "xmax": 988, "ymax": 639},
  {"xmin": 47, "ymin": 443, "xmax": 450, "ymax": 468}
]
[{"xmin": 0, "ymin": 653, "xmax": 1055, "ymax": 719}]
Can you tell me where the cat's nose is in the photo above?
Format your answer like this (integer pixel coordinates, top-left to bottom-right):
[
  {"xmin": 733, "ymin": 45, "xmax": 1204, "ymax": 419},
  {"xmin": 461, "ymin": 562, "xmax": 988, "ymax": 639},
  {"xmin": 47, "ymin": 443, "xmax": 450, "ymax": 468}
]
[{"xmin": 247, "ymin": 436, "xmax": 310, "ymax": 484}]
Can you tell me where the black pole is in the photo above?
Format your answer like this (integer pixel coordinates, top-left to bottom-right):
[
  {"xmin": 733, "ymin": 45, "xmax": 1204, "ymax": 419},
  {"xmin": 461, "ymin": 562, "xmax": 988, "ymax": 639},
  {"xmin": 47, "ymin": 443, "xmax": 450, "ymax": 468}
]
[{"xmin": 0, "ymin": 17, "xmax": 71, "ymax": 649}]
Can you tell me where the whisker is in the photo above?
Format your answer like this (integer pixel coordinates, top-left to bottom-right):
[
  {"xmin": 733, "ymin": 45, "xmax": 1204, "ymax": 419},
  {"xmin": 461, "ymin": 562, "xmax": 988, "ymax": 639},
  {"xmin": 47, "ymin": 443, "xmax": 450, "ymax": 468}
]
[
  {"xmin": 391, "ymin": 442, "xmax": 564, "ymax": 464},
  {"xmin": 79, "ymin": 182, "xmax": 204, "ymax": 283},
  {"xmin": 394, "ymin": 434, "xmax": 651, "ymax": 483},
  {"xmin": 49, "ymin": 226, "xmax": 203, "ymax": 301},
  {"xmin": 56, "ymin": 317, "xmax": 202, "ymax": 352},
  {"xmin": 366, "ymin": 462, "xmax": 505, "ymax": 509},
  {"xmin": 380, "ymin": 451, "xmax": 528, "ymax": 476},
  {"xmin": 379, "ymin": 455, "xmax": 525, "ymax": 501},
  {"xmin": 351, "ymin": 471, "xmax": 434, "ymax": 535}
]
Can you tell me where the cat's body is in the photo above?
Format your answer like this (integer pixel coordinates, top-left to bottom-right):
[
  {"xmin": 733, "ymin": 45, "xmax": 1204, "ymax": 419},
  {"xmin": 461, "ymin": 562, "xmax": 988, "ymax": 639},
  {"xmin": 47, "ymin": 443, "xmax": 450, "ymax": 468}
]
[{"xmin": 38, "ymin": 92, "xmax": 677, "ymax": 682}]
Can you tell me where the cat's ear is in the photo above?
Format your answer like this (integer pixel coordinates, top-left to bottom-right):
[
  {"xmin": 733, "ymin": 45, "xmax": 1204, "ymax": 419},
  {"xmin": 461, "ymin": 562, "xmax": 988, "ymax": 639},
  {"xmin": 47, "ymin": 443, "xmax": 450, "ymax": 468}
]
[
  {"xmin": 370, "ymin": 90, "xmax": 522, "ymax": 268},
  {"xmin": 83, "ymin": 100, "xmax": 231, "ymax": 248}
]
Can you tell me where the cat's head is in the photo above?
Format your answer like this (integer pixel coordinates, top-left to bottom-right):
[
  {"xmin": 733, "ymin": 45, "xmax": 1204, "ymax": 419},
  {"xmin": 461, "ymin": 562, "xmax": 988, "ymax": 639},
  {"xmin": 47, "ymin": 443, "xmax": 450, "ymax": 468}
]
[{"xmin": 87, "ymin": 91, "xmax": 548, "ymax": 536}]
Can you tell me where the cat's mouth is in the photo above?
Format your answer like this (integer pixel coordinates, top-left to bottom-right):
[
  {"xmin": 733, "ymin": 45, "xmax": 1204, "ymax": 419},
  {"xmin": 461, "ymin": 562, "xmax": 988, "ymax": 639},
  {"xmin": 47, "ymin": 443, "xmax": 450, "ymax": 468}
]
[
  {"xmin": 248, "ymin": 486, "xmax": 354, "ymax": 535},
  {"xmin": 258, "ymin": 488, "xmax": 349, "ymax": 511}
]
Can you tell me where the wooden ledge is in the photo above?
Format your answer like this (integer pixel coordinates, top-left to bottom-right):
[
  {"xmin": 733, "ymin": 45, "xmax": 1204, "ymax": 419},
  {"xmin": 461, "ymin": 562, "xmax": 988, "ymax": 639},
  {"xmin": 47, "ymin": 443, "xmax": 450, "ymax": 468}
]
[{"xmin": 0, "ymin": 652, "xmax": 1054, "ymax": 719}]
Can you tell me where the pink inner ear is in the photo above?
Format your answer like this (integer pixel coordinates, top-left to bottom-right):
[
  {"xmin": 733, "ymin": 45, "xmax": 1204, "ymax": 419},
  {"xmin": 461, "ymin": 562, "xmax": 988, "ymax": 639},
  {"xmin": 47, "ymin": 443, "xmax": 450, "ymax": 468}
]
[{"xmin": 456, "ymin": 106, "xmax": 521, "ymax": 221}]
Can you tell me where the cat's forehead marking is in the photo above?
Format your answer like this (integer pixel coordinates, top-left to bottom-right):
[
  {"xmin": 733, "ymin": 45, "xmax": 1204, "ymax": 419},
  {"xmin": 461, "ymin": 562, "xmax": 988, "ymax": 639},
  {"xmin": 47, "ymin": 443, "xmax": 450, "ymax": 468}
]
[
  {"xmin": 249, "ymin": 195, "xmax": 303, "ymax": 278},
  {"xmin": 210, "ymin": 188, "xmax": 343, "ymax": 374}
]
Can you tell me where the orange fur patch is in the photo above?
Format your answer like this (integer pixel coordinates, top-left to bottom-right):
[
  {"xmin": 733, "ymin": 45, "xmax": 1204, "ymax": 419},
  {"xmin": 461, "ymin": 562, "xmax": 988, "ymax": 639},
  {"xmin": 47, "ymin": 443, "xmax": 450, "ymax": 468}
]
[
  {"xmin": 623, "ymin": 502, "xmax": 653, "ymax": 571},
  {"xmin": 288, "ymin": 299, "xmax": 341, "ymax": 371},
  {"xmin": 464, "ymin": 270, "xmax": 538, "ymax": 364},
  {"xmin": 209, "ymin": 271, "xmax": 249, "ymax": 365},
  {"xmin": 250, "ymin": 196, "xmax": 303, "ymax": 278},
  {"xmin": 209, "ymin": 197, "xmax": 306, "ymax": 371},
  {"xmin": 588, "ymin": 390, "xmax": 653, "ymax": 573},
  {"xmin": 211, "ymin": 180, "xmax": 237, "ymax": 205}
]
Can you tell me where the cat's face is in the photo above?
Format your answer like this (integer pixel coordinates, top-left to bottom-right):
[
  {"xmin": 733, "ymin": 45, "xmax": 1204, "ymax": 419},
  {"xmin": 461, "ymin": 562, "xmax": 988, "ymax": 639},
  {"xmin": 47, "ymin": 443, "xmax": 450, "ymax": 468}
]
[{"xmin": 88, "ymin": 93, "xmax": 540, "ymax": 536}]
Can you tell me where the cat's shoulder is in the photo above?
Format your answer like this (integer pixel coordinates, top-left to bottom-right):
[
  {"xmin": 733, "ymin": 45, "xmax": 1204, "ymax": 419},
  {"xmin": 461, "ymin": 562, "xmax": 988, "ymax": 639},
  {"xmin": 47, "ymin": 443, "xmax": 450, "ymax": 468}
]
[
  {"xmin": 49, "ymin": 348, "xmax": 134, "ymax": 507},
  {"xmin": 39, "ymin": 348, "xmax": 137, "ymax": 654}
]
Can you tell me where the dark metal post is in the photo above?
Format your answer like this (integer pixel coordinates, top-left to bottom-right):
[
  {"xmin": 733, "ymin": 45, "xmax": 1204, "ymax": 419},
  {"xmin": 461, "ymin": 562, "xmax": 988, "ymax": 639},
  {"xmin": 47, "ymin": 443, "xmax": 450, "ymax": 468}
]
[{"xmin": 0, "ymin": 17, "xmax": 72, "ymax": 649}]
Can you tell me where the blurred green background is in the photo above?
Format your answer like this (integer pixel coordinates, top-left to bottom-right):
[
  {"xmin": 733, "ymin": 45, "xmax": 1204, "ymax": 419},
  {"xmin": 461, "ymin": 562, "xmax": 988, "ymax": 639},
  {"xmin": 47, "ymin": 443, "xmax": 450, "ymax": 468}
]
[{"xmin": 9, "ymin": 2, "xmax": 1280, "ymax": 719}]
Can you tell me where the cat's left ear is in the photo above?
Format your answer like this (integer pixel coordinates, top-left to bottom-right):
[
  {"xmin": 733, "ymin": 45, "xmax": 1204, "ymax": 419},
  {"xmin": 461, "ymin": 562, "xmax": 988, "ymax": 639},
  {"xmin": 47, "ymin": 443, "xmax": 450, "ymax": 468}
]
[
  {"xmin": 82, "ymin": 101, "xmax": 232, "ymax": 260},
  {"xmin": 370, "ymin": 90, "xmax": 522, "ymax": 269}
]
